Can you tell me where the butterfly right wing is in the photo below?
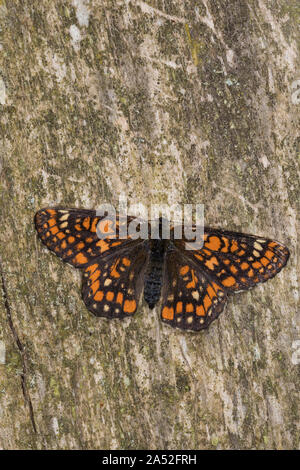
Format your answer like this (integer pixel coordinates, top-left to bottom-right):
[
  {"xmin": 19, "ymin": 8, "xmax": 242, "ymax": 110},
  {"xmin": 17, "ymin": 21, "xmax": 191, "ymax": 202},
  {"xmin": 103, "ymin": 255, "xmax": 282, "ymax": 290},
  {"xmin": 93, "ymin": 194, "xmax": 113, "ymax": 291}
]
[
  {"xmin": 163, "ymin": 226, "xmax": 289, "ymax": 331},
  {"xmin": 161, "ymin": 247, "xmax": 227, "ymax": 331},
  {"xmin": 173, "ymin": 227, "xmax": 290, "ymax": 292}
]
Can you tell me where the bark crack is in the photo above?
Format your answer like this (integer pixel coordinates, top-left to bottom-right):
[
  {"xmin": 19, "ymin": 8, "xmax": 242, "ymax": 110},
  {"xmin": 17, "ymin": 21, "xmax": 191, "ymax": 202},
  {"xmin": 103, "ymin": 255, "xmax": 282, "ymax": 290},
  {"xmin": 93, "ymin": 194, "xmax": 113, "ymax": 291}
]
[{"xmin": 0, "ymin": 260, "xmax": 37, "ymax": 434}]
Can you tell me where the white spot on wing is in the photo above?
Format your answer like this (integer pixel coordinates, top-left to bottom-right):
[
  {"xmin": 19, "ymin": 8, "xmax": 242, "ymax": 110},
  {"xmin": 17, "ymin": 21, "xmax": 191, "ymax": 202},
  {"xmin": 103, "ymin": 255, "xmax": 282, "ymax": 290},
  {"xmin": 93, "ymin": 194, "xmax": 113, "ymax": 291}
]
[{"xmin": 192, "ymin": 291, "xmax": 200, "ymax": 301}]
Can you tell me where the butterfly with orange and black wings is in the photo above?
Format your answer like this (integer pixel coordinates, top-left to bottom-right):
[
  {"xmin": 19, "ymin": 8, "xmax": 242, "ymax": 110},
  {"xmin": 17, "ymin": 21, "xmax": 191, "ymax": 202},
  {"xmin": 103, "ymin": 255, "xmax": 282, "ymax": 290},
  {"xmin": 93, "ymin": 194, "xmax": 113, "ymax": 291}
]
[{"xmin": 35, "ymin": 208, "xmax": 290, "ymax": 331}]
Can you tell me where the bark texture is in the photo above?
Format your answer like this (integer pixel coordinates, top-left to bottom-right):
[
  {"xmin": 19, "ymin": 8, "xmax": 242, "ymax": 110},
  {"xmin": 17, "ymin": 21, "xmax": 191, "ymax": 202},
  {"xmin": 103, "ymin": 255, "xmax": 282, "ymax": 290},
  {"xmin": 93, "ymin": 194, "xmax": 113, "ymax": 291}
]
[{"xmin": 0, "ymin": 0, "xmax": 299, "ymax": 449}]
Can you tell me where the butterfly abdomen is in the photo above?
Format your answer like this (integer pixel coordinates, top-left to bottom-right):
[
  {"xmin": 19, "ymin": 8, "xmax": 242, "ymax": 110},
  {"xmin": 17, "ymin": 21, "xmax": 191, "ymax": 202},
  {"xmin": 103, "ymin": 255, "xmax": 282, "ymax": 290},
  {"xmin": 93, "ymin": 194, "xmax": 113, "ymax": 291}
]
[{"xmin": 143, "ymin": 239, "xmax": 166, "ymax": 309}]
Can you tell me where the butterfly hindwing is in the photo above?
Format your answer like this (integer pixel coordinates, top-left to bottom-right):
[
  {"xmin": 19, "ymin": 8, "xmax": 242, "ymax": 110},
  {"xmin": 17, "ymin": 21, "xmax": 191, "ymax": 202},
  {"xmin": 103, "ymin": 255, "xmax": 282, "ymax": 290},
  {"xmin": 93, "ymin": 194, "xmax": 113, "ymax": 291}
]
[
  {"xmin": 82, "ymin": 242, "xmax": 149, "ymax": 318},
  {"xmin": 161, "ymin": 247, "xmax": 227, "ymax": 331}
]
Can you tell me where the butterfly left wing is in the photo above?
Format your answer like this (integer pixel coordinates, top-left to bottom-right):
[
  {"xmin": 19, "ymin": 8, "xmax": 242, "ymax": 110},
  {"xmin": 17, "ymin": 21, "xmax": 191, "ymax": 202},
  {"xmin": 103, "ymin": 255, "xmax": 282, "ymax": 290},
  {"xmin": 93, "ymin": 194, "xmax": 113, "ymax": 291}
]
[
  {"xmin": 82, "ymin": 241, "xmax": 149, "ymax": 318},
  {"xmin": 161, "ymin": 247, "xmax": 227, "ymax": 331},
  {"xmin": 35, "ymin": 208, "xmax": 150, "ymax": 319},
  {"xmin": 35, "ymin": 208, "xmax": 143, "ymax": 268}
]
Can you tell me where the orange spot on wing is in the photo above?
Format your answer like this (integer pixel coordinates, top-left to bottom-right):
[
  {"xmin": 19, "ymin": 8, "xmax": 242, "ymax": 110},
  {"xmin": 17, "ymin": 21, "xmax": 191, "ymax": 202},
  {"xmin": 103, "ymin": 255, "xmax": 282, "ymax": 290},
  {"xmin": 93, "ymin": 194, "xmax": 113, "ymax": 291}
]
[
  {"xmin": 57, "ymin": 232, "xmax": 65, "ymax": 240},
  {"xmin": 268, "ymin": 242, "xmax": 277, "ymax": 248},
  {"xmin": 110, "ymin": 259, "xmax": 121, "ymax": 278},
  {"xmin": 205, "ymin": 256, "xmax": 219, "ymax": 270},
  {"xmin": 204, "ymin": 295, "xmax": 212, "ymax": 311},
  {"xmin": 176, "ymin": 302, "xmax": 183, "ymax": 314},
  {"xmin": 50, "ymin": 226, "xmax": 59, "ymax": 235},
  {"xmin": 222, "ymin": 276, "xmax": 236, "ymax": 287},
  {"xmin": 122, "ymin": 257, "xmax": 131, "ymax": 267},
  {"xmin": 116, "ymin": 292, "xmax": 123, "ymax": 305},
  {"xmin": 96, "ymin": 240, "xmax": 109, "ymax": 252},
  {"xmin": 194, "ymin": 253, "xmax": 204, "ymax": 261},
  {"xmin": 186, "ymin": 269, "xmax": 197, "ymax": 289},
  {"xmin": 48, "ymin": 218, "xmax": 56, "ymax": 227},
  {"xmin": 230, "ymin": 265, "xmax": 238, "ymax": 274},
  {"xmin": 180, "ymin": 265, "xmax": 189, "ymax": 275},
  {"xmin": 265, "ymin": 250, "xmax": 275, "ymax": 260},
  {"xmin": 47, "ymin": 209, "xmax": 56, "ymax": 216},
  {"xmin": 94, "ymin": 291, "xmax": 104, "ymax": 301},
  {"xmin": 76, "ymin": 242, "xmax": 85, "ymax": 250},
  {"xmin": 205, "ymin": 236, "xmax": 221, "ymax": 251},
  {"xmin": 261, "ymin": 257, "xmax": 270, "ymax": 266},
  {"xmin": 74, "ymin": 253, "xmax": 88, "ymax": 265},
  {"xmin": 61, "ymin": 240, "xmax": 67, "ymax": 249},
  {"xmin": 162, "ymin": 306, "xmax": 174, "ymax": 320},
  {"xmin": 221, "ymin": 237, "xmax": 229, "ymax": 253},
  {"xmin": 207, "ymin": 285, "xmax": 215, "ymax": 299},
  {"xmin": 91, "ymin": 280, "xmax": 99, "ymax": 294},
  {"xmin": 75, "ymin": 224, "xmax": 82, "ymax": 231},
  {"xmin": 68, "ymin": 236, "xmax": 75, "ymax": 243},
  {"xmin": 111, "ymin": 241, "xmax": 122, "ymax": 247},
  {"xmin": 83, "ymin": 217, "xmax": 90, "ymax": 230},
  {"xmin": 230, "ymin": 241, "xmax": 238, "ymax": 252},
  {"xmin": 212, "ymin": 282, "xmax": 223, "ymax": 293},
  {"xmin": 123, "ymin": 299, "xmax": 136, "ymax": 314},
  {"xmin": 196, "ymin": 305, "xmax": 205, "ymax": 316},
  {"xmin": 186, "ymin": 303, "xmax": 194, "ymax": 312},
  {"xmin": 106, "ymin": 291, "xmax": 114, "ymax": 301},
  {"xmin": 253, "ymin": 261, "xmax": 262, "ymax": 269},
  {"xmin": 90, "ymin": 269, "xmax": 100, "ymax": 283},
  {"xmin": 248, "ymin": 269, "xmax": 254, "ymax": 277},
  {"xmin": 86, "ymin": 263, "xmax": 98, "ymax": 273},
  {"xmin": 91, "ymin": 218, "xmax": 98, "ymax": 232},
  {"xmin": 241, "ymin": 262, "xmax": 249, "ymax": 270}
]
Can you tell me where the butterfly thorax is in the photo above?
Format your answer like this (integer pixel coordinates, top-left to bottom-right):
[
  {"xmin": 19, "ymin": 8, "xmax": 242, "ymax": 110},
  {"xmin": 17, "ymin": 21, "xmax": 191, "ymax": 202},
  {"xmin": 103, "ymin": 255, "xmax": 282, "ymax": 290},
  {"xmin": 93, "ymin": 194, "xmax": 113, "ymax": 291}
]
[{"xmin": 144, "ymin": 238, "xmax": 168, "ymax": 309}]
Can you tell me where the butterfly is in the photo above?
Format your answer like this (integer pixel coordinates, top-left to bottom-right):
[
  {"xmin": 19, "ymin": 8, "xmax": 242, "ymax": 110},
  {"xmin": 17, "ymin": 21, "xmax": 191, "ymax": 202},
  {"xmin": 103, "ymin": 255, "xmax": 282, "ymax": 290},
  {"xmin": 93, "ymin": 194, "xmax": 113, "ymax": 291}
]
[{"xmin": 34, "ymin": 208, "xmax": 290, "ymax": 331}]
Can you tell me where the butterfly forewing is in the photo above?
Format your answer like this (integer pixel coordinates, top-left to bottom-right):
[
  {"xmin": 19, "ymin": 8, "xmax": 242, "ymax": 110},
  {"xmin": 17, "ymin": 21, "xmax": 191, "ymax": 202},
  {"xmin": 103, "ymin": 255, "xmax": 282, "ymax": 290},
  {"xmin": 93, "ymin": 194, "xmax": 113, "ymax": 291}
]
[
  {"xmin": 35, "ymin": 208, "xmax": 143, "ymax": 268},
  {"xmin": 173, "ymin": 228, "xmax": 290, "ymax": 293}
]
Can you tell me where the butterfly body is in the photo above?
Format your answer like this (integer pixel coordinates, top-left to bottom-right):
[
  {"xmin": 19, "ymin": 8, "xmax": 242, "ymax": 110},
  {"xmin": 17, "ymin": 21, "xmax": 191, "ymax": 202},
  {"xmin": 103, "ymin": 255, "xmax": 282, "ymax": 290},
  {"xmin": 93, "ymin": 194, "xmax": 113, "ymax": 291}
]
[
  {"xmin": 144, "ymin": 238, "xmax": 168, "ymax": 309},
  {"xmin": 35, "ymin": 208, "xmax": 290, "ymax": 332}
]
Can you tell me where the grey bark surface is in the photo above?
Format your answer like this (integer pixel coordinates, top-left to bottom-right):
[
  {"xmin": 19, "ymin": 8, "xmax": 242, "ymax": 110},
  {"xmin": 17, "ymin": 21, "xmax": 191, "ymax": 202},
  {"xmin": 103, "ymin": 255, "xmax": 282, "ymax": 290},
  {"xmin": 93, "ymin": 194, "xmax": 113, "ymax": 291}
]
[{"xmin": 0, "ymin": 0, "xmax": 299, "ymax": 450}]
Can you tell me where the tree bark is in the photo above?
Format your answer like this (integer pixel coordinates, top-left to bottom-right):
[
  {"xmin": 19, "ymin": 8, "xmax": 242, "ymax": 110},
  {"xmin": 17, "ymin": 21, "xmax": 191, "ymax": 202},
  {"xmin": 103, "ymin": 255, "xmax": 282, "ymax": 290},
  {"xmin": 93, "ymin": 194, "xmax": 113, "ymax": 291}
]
[{"xmin": 0, "ymin": 0, "xmax": 299, "ymax": 449}]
